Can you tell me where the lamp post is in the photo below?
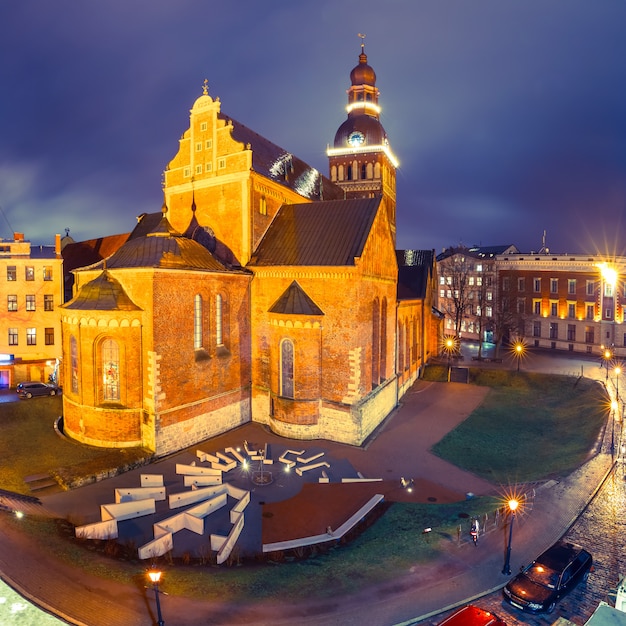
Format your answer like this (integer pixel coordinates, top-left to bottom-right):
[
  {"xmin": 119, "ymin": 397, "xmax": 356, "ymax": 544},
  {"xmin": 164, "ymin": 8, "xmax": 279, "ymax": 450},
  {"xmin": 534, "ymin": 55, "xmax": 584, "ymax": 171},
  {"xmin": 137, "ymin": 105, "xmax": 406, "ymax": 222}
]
[
  {"xmin": 502, "ymin": 499, "xmax": 519, "ymax": 575},
  {"xmin": 604, "ymin": 348, "xmax": 612, "ymax": 382},
  {"xmin": 148, "ymin": 568, "xmax": 165, "ymax": 626},
  {"xmin": 616, "ymin": 365, "xmax": 621, "ymax": 403},
  {"xmin": 514, "ymin": 342, "xmax": 524, "ymax": 372}
]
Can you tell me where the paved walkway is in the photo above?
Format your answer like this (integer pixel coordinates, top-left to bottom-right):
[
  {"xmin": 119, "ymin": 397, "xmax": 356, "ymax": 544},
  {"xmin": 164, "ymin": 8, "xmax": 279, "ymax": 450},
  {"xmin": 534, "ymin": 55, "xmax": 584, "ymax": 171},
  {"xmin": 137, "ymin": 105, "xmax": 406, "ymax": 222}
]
[{"xmin": 0, "ymin": 348, "xmax": 619, "ymax": 625}]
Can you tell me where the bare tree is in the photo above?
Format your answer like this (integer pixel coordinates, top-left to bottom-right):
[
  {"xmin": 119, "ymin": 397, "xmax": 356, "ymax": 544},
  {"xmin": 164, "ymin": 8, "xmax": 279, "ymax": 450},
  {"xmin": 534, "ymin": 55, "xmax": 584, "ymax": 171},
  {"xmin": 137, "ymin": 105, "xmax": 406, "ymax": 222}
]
[{"xmin": 438, "ymin": 250, "xmax": 473, "ymax": 338}]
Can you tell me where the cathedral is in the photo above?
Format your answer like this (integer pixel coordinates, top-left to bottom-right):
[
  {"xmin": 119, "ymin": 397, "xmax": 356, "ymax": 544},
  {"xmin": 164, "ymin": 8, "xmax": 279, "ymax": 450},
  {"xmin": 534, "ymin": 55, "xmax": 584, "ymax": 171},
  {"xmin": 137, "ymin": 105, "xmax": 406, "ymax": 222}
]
[{"xmin": 60, "ymin": 44, "xmax": 442, "ymax": 455}]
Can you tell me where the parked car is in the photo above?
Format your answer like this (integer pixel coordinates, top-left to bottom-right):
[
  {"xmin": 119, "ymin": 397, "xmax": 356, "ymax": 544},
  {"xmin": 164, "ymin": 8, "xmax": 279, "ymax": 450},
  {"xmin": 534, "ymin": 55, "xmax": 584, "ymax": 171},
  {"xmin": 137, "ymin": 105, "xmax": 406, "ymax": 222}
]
[
  {"xmin": 16, "ymin": 382, "xmax": 60, "ymax": 399},
  {"xmin": 503, "ymin": 540, "xmax": 592, "ymax": 614},
  {"xmin": 438, "ymin": 604, "xmax": 507, "ymax": 625}
]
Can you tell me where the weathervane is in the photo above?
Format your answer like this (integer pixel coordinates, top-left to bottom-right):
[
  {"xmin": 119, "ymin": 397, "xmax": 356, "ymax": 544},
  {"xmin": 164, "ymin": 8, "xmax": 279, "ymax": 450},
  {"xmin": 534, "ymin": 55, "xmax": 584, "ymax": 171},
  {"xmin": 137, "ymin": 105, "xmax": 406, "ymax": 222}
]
[
  {"xmin": 202, "ymin": 78, "xmax": 208, "ymax": 96},
  {"xmin": 358, "ymin": 32, "xmax": 366, "ymax": 51}
]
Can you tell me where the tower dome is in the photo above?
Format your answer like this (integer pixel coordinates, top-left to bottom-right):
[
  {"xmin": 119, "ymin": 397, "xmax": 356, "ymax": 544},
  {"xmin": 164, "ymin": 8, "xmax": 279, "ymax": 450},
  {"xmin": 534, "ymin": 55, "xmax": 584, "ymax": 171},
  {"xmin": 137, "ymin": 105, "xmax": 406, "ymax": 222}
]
[{"xmin": 350, "ymin": 50, "xmax": 376, "ymax": 87}]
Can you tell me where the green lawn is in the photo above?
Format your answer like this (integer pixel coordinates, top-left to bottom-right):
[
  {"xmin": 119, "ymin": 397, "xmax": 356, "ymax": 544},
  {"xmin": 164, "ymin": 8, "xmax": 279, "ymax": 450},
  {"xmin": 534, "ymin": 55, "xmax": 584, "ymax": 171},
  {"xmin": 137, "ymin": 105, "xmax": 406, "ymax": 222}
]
[{"xmin": 0, "ymin": 370, "xmax": 608, "ymax": 603}]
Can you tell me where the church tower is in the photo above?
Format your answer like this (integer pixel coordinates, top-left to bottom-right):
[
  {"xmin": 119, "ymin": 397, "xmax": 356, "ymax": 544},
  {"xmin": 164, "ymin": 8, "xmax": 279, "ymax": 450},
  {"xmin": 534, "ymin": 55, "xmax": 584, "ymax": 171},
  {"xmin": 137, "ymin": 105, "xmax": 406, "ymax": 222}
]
[{"xmin": 327, "ymin": 39, "xmax": 398, "ymax": 242}]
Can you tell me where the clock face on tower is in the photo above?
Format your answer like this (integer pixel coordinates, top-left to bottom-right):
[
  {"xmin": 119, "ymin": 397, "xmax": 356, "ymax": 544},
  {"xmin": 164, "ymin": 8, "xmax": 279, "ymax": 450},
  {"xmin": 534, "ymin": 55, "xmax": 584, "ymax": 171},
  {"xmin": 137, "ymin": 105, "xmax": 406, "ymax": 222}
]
[{"xmin": 348, "ymin": 131, "xmax": 365, "ymax": 147}]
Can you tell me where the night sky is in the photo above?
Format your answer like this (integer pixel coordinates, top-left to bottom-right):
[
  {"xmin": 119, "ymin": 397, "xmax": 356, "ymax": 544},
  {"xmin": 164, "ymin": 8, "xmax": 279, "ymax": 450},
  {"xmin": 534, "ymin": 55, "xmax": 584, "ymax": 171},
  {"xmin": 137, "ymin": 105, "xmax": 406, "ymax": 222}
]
[{"xmin": 1, "ymin": 1, "xmax": 625, "ymax": 256}]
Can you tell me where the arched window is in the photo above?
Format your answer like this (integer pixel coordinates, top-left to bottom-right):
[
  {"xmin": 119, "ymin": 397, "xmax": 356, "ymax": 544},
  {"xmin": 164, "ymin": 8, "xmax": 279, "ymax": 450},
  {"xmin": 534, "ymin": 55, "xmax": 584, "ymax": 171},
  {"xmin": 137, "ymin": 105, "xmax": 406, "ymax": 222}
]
[
  {"xmin": 398, "ymin": 322, "xmax": 404, "ymax": 372},
  {"xmin": 338, "ymin": 165, "xmax": 344, "ymax": 181},
  {"xmin": 194, "ymin": 294, "xmax": 203, "ymax": 349},
  {"xmin": 280, "ymin": 339, "xmax": 294, "ymax": 398},
  {"xmin": 366, "ymin": 163, "xmax": 373, "ymax": 179},
  {"xmin": 371, "ymin": 299, "xmax": 380, "ymax": 389},
  {"xmin": 70, "ymin": 335, "xmax": 78, "ymax": 394},
  {"xmin": 380, "ymin": 298, "xmax": 387, "ymax": 382},
  {"xmin": 374, "ymin": 162, "xmax": 381, "ymax": 179},
  {"xmin": 361, "ymin": 164, "xmax": 367, "ymax": 179},
  {"xmin": 216, "ymin": 294, "xmax": 223, "ymax": 346},
  {"xmin": 102, "ymin": 338, "xmax": 120, "ymax": 401},
  {"xmin": 331, "ymin": 165, "xmax": 337, "ymax": 182},
  {"xmin": 347, "ymin": 165, "xmax": 353, "ymax": 181},
  {"xmin": 260, "ymin": 196, "xmax": 267, "ymax": 215}
]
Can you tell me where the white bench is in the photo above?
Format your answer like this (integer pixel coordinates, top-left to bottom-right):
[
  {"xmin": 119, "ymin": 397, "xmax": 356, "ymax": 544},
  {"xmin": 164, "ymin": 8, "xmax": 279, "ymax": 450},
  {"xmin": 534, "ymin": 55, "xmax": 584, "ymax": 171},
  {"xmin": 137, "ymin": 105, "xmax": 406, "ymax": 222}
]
[{"xmin": 296, "ymin": 461, "xmax": 330, "ymax": 476}]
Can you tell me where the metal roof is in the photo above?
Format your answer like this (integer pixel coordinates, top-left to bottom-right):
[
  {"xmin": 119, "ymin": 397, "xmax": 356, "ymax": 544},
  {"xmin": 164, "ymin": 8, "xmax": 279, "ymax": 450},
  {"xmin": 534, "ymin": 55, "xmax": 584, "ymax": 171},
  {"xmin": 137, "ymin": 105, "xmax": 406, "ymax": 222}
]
[
  {"xmin": 249, "ymin": 197, "xmax": 381, "ymax": 267},
  {"xmin": 269, "ymin": 281, "xmax": 324, "ymax": 315},
  {"xmin": 61, "ymin": 270, "xmax": 141, "ymax": 311},
  {"xmin": 396, "ymin": 249, "xmax": 435, "ymax": 300}
]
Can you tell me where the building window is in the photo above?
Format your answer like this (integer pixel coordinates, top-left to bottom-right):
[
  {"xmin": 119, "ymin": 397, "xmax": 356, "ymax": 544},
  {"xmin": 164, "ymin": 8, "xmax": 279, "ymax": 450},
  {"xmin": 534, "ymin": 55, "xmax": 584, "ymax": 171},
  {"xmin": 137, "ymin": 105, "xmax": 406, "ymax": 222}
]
[
  {"xmin": 26, "ymin": 295, "xmax": 35, "ymax": 311},
  {"xmin": 550, "ymin": 302, "xmax": 558, "ymax": 317},
  {"xmin": 7, "ymin": 265, "xmax": 16, "ymax": 281},
  {"xmin": 534, "ymin": 278, "xmax": 541, "ymax": 292},
  {"xmin": 486, "ymin": 306, "xmax": 493, "ymax": 317},
  {"xmin": 44, "ymin": 295, "xmax": 54, "ymax": 311},
  {"xmin": 45, "ymin": 327, "xmax": 54, "ymax": 345},
  {"xmin": 549, "ymin": 323, "xmax": 558, "ymax": 339},
  {"xmin": 205, "ymin": 139, "xmax": 212, "ymax": 148},
  {"xmin": 200, "ymin": 122, "xmax": 207, "ymax": 131},
  {"xmin": 8, "ymin": 328, "xmax": 18, "ymax": 346},
  {"xmin": 605, "ymin": 282, "xmax": 614, "ymax": 297},
  {"xmin": 361, "ymin": 164, "xmax": 367, "ymax": 179},
  {"xmin": 25, "ymin": 266, "xmax": 35, "ymax": 281},
  {"xmin": 550, "ymin": 278, "xmax": 558, "ymax": 293},
  {"xmin": 7, "ymin": 295, "xmax": 17, "ymax": 311},
  {"xmin": 26, "ymin": 328, "xmax": 36, "ymax": 345},
  {"xmin": 70, "ymin": 335, "xmax": 78, "ymax": 394},
  {"xmin": 533, "ymin": 322, "xmax": 541, "ymax": 337},
  {"xmin": 216, "ymin": 294, "xmax": 223, "ymax": 346},
  {"xmin": 43, "ymin": 266, "xmax": 53, "ymax": 281},
  {"xmin": 517, "ymin": 299, "xmax": 525, "ymax": 314},
  {"xmin": 205, "ymin": 163, "xmax": 212, "ymax": 172},
  {"xmin": 586, "ymin": 280, "xmax": 595, "ymax": 296},
  {"xmin": 533, "ymin": 300, "xmax": 541, "ymax": 315},
  {"xmin": 585, "ymin": 326, "xmax": 594, "ymax": 344},
  {"xmin": 567, "ymin": 324, "xmax": 576, "ymax": 341},
  {"xmin": 476, "ymin": 276, "xmax": 483, "ymax": 286},
  {"xmin": 586, "ymin": 304, "xmax": 594, "ymax": 320},
  {"xmin": 518, "ymin": 278, "xmax": 525, "ymax": 291},
  {"xmin": 183, "ymin": 166, "xmax": 191, "ymax": 177},
  {"xmin": 218, "ymin": 158, "xmax": 226, "ymax": 169},
  {"xmin": 195, "ymin": 164, "xmax": 202, "ymax": 175},
  {"xmin": 196, "ymin": 142, "xmax": 202, "ymax": 152},
  {"xmin": 102, "ymin": 338, "xmax": 120, "ymax": 401},
  {"xmin": 502, "ymin": 277, "xmax": 510, "ymax": 291},
  {"xmin": 468, "ymin": 276, "xmax": 474, "ymax": 286},
  {"xmin": 260, "ymin": 196, "xmax": 267, "ymax": 215},
  {"xmin": 194, "ymin": 295, "xmax": 203, "ymax": 350},
  {"xmin": 568, "ymin": 279, "xmax": 576, "ymax": 295},
  {"xmin": 486, "ymin": 291, "xmax": 493, "ymax": 301},
  {"xmin": 280, "ymin": 339, "xmax": 294, "ymax": 398},
  {"xmin": 568, "ymin": 303, "xmax": 576, "ymax": 318}
]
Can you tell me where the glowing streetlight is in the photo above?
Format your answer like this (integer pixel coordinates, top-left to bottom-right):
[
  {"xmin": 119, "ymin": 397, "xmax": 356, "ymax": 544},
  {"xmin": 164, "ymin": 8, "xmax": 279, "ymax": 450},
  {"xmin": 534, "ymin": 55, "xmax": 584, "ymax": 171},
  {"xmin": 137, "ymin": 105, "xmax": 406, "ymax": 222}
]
[
  {"xmin": 502, "ymin": 499, "xmax": 519, "ymax": 575},
  {"xmin": 148, "ymin": 568, "xmax": 165, "ymax": 626},
  {"xmin": 443, "ymin": 335, "xmax": 457, "ymax": 381}
]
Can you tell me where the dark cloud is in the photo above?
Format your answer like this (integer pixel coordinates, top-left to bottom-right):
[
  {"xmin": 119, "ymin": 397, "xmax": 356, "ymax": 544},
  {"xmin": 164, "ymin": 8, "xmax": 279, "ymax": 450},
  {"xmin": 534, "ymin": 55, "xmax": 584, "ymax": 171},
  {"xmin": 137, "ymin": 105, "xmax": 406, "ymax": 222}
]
[{"xmin": 1, "ymin": 1, "xmax": 624, "ymax": 255}]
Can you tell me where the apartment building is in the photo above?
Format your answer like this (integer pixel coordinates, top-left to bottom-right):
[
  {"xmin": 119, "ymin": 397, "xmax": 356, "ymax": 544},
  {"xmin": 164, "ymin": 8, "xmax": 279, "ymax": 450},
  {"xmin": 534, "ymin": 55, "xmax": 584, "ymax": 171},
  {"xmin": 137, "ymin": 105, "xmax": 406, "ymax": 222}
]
[{"xmin": 0, "ymin": 232, "xmax": 64, "ymax": 388}]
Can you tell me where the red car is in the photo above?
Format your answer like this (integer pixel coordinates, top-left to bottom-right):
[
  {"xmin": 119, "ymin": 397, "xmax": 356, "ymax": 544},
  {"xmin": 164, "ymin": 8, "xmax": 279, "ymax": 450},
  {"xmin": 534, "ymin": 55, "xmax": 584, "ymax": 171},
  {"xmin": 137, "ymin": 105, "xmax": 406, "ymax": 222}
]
[{"xmin": 438, "ymin": 605, "xmax": 508, "ymax": 626}]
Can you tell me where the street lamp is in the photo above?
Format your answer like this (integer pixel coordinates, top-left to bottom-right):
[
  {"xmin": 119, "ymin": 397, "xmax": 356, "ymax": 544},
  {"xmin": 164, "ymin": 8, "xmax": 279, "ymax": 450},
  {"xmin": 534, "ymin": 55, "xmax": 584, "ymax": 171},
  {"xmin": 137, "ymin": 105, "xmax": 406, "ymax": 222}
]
[
  {"xmin": 603, "ymin": 348, "xmax": 612, "ymax": 382},
  {"xmin": 148, "ymin": 568, "xmax": 165, "ymax": 626},
  {"xmin": 513, "ymin": 341, "xmax": 524, "ymax": 372},
  {"xmin": 502, "ymin": 499, "xmax": 519, "ymax": 575}
]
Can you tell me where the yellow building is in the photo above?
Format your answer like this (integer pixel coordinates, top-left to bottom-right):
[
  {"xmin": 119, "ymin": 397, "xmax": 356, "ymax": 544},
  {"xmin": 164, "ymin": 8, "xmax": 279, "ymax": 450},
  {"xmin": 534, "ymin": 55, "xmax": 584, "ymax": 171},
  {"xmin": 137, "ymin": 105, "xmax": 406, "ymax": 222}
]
[{"xmin": 0, "ymin": 233, "xmax": 64, "ymax": 388}]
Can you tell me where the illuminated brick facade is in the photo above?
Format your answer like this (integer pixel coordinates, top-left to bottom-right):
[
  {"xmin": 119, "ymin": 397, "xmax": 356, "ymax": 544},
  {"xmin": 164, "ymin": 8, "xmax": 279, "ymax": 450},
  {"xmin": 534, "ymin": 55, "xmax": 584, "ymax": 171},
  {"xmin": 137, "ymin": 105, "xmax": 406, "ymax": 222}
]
[{"xmin": 60, "ymin": 48, "xmax": 441, "ymax": 455}]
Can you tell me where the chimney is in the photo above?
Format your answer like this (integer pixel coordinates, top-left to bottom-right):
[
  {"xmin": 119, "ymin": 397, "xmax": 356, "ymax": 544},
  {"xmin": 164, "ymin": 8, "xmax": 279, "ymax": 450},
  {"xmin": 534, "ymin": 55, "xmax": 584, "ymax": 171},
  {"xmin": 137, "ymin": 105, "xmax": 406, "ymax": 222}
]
[
  {"xmin": 55, "ymin": 233, "xmax": 61, "ymax": 256},
  {"xmin": 14, "ymin": 232, "xmax": 24, "ymax": 241}
]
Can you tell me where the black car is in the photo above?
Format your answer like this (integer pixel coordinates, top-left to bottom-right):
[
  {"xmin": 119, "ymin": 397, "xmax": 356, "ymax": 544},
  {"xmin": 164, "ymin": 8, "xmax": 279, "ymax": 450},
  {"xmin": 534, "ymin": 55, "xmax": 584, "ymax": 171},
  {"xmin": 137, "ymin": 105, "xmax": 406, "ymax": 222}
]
[
  {"xmin": 16, "ymin": 382, "xmax": 61, "ymax": 399},
  {"xmin": 503, "ymin": 541, "xmax": 592, "ymax": 614}
]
